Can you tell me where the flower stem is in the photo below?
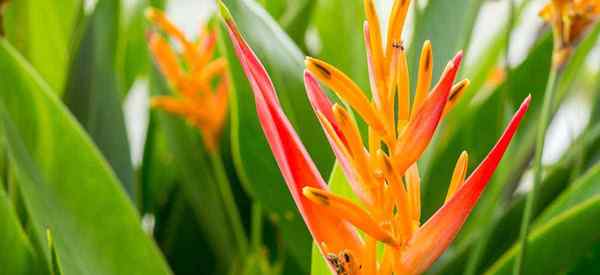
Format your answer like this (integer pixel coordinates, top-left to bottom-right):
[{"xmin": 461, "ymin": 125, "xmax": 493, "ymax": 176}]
[
  {"xmin": 210, "ymin": 151, "xmax": 248, "ymax": 256},
  {"xmin": 513, "ymin": 65, "xmax": 560, "ymax": 275}
]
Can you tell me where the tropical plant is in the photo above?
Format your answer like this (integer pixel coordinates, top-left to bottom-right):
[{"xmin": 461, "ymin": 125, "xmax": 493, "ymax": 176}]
[{"xmin": 0, "ymin": 0, "xmax": 599, "ymax": 274}]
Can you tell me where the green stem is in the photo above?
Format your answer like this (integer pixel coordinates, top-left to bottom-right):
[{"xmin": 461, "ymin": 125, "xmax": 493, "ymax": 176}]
[
  {"xmin": 251, "ymin": 203, "xmax": 263, "ymax": 251},
  {"xmin": 513, "ymin": 66, "xmax": 560, "ymax": 275},
  {"xmin": 210, "ymin": 151, "xmax": 248, "ymax": 256}
]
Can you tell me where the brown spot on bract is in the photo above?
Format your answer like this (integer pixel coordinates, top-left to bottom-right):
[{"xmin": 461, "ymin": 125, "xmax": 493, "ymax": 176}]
[
  {"xmin": 313, "ymin": 62, "xmax": 332, "ymax": 79},
  {"xmin": 449, "ymin": 82, "xmax": 467, "ymax": 101},
  {"xmin": 311, "ymin": 191, "xmax": 330, "ymax": 205},
  {"xmin": 392, "ymin": 40, "xmax": 404, "ymax": 50},
  {"xmin": 424, "ymin": 49, "xmax": 432, "ymax": 72}
]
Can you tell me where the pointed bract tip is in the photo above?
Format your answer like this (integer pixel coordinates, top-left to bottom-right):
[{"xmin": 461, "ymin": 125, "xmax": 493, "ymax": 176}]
[
  {"xmin": 305, "ymin": 56, "xmax": 318, "ymax": 66},
  {"xmin": 217, "ymin": 0, "xmax": 233, "ymax": 21},
  {"xmin": 453, "ymin": 50, "xmax": 464, "ymax": 65},
  {"xmin": 304, "ymin": 56, "xmax": 312, "ymax": 66}
]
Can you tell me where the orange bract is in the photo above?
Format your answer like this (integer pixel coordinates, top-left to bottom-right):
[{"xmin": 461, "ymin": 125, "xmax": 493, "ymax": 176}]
[
  {"xmin": 539, "ymin": 0, "xmax": 600, "ymax": 66},
  {"xmin": 147, "ymin": 8, "xmax": 229, "ymax": 152}
]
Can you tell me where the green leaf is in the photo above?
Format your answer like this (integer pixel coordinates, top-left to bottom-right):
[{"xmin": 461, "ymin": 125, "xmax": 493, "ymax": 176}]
[
  {"xmin": 537, "ymin": 164, "xmax": 600, "ymax": 225},
  {"xmin": 46, "ymin": 230, "xmax": 64, "ymax": 275},
  {"xmin": 0, "ymin": 176, "xmax": 38, "ymax": 275},
  {"xmin": 310, "ymin": 244, "xmax": 329, "ymax": 275},
  {"xmin": 0, "ymin": 39, "xmax": 172, "ymax": 275},
  {"xmin": 408, "ymin": 0, "xmax": 484, "ymax": 84},
  {"xmin": 483, "ymin": 195, "xmax": 600, "ymax": 275},
  {"xmin": 63, "ymin": 0, "xmax": 136, "ymax": 199},
  {"xmin": 3, "ymin": 0, "xmax": 82, "ymax": 93},
  {"xmin": 219, "ymin": 0, "xmax": 335, "ymax": 270},
  {"xmin": 280, "ymin": 0, "xmax": 314, "ymax": 51},
  {"xmin": 312, "ymin": 0, "xmax": 367, "ymax": 90},
  {"xmin": 140, "ymin": 112, "xmax": 178, "ymax": 214},
  {"xmin": 118, "ymin": 0, "xmax": 156, "ymax": 94}
]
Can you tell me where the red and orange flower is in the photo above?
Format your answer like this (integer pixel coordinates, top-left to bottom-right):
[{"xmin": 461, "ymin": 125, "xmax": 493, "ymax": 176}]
[
  {"xmin": 147, "ymin": 8, "xmax": 229, "ymax": 152},
  {"xmin": 220, "ymin": 0, "xmax": 530, "ymax": 274}
]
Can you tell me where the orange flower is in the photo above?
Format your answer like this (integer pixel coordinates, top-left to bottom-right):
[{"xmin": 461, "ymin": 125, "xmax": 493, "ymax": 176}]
[
  {"xmin": 539, "ymin": 0, "xmax": 600, "ymax": 66},
  {"xmin": 146, "ymin": 8, "xmax": 229, "ymax": 152},
  {"xmin": 220, "ymin": 0, "xmax": 530, "ymax": 274}
]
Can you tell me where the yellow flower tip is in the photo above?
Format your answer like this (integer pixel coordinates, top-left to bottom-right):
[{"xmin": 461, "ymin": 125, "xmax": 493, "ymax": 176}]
[
  {"xmin": 144, "ymin": 7, "xmax": 160, "ymax": 21},
  {"xmin": 332, "ymin": 103, "xmax": 349, "ymax": 123},
  {"xmin": 449, "ymin": 79, "xmax": 470, "ymax": 101},
  {"xmin": 421, "ymin": 42, "xmax": 432, "ymax": 71},
  {"xmin": 149, "ymin": 97, "xmax": 164, "ymax": 108},
  {"xmin": 302, "ymin": 186, "xmax": 330, "ymax": 205},
  {"xmin": 217, "ymin": 0, "xmax": 233, "ymax": 21},
  {"xmin": 305, "ymin": 57, "xmax": 332, "ymax": 80},
  {"xmin": 445, "ymin": 150, "xmax": 469, "ymax": 202}
]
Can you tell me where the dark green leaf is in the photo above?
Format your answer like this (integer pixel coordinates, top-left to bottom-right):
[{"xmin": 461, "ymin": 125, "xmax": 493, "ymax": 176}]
[
  {"xmin": 63, "ymin": 0, "xmax": 136, "ymax": 199},
  {"xmin": 148, "ymin": 64, "xmax": 238, "ymax": 273}
]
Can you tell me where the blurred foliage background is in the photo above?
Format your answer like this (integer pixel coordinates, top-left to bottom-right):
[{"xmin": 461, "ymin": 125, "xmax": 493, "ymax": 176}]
[{"xmin": 0, "ymin": 0, "xmax": 599, "ymax": 274}]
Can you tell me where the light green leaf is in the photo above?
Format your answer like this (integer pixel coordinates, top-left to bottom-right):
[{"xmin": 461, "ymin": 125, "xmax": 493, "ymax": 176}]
[
  {"xmin": 63, "ymin": 0, "xmax": 135, "ymax": 199},
  {"xmin": 483, "ymin": 196, "xmax": 600, "ymax": 275},
  {"xmin": 46, "ymin": 230, "xmax": 63, "ymax": 275},
  {"xmin": 312, "ymin": 0, "xmax": 367, "ymax": 90},
  {"xmin": 537, "ymin": 164, "xmax": 600, "ymax": 225},
  {"xmin": 0, "ymin": 176, "xmax": 38, "ymax": 275},
  {"xmin": 3, "ymin": 0, "xmax": 82, "ymax": 93},
  {"xmin": 408, "ymin": 0, "xmax": 484, "ymax": 84},
  {"xmin": 0, "ymin": 39, "xmax": 172, "ymax": 275}
]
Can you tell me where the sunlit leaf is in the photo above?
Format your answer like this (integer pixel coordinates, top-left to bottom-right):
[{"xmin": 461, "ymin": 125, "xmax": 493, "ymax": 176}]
[
  {"xmin": 3, "ymin": 0, "xmax": 82, "ymax": 93},
  {"xmin": 0, "ymin": 176, "xmax": 39, "ymax": 275},
  {"xmin": 0, "ymin": 39, "xmax": 172, "ymax": 275}
]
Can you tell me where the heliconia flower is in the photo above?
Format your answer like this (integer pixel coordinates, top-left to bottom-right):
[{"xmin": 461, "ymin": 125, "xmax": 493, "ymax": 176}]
[
  {"xmin": 146, "ymin": 8, "xmax": 229, "ymax": 152},
  {"xmin": 219, "ymin": 0, "xmax": 530, "ymax": 274},
  {"xmin": 539, "ymin": 0, "xmax": 600, "ymax": 66}
]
